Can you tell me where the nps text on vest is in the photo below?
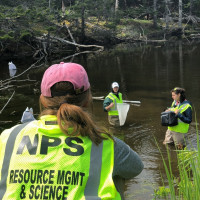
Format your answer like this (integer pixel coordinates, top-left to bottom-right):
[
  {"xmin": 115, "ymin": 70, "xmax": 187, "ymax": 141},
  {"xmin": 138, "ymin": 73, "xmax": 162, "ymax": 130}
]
[{"xmin": 7, "ymin": 135, "xmax": 87, "ymax": 199}]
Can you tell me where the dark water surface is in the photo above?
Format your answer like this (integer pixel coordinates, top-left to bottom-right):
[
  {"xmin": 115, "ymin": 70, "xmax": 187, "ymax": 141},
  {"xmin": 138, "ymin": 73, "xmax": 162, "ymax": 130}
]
[{"xmin": 1, "ymin": 41, "xmax": 200, "ymax": 199}]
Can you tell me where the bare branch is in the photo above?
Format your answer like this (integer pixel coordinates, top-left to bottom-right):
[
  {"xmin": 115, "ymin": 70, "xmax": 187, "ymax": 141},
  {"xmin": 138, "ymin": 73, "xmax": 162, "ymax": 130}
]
[
  {"xmin": 1, "ymin": 56, "xmax": 44, "ymax": 86},
  {"xmin": 53, "ymin": 35, "xmax": 104, "ymax": 50},
  {"xmin": 0, "ymin": 91, "xmax": 15, "ymax": 114},
  {"xmin": 63, "ymin": 23, "xmax": 76, "ymax": 44},
  {"xmin": 36, "ymin": 35, "xmax": 104, "ymax": 51},
  {"xmin": 0, "ymin": 85, "xmax": 15, "ymax": 91},
  {"xmin": 53, "ymin": 50, "xmax": 103, "ymax": 63},
  {"xmin": 63, "ymin": 23, "xmax": 80, "ymax": 52}
]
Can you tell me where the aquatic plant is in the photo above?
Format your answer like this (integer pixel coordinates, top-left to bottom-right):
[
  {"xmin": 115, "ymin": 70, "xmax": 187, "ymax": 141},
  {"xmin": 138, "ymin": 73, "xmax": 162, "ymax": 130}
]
[
  {"xmin": 153, "ymin": 186, "xmax": 170, "ymax": 199},
  {"xmin": 154, "ymin": 108, "xmax": 200, "ymax": 199}
]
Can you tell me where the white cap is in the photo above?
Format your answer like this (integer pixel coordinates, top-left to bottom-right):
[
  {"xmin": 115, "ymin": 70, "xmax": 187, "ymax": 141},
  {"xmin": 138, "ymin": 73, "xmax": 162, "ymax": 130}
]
[{"xmin": 112, "ymin": 82, "xmax": 119, "ymax": 88}]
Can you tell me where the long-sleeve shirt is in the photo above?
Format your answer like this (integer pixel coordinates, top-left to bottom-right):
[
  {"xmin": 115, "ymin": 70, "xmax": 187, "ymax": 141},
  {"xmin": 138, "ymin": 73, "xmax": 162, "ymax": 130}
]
[
  {"xmin": 172, "ymin": 100, "xmax": 192, "ymax": 124},
  {"xmin": 103, "ymin": 92, "xmax": 122, "ymax": 112}
]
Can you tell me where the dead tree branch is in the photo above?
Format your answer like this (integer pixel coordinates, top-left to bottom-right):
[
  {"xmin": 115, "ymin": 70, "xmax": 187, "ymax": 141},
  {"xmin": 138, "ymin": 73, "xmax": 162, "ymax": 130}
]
[
  {"xmin": 52, "ymin": 36, "xmax": 104, "ymax": 50},
  {"xmin": 1, "ymin": 56, "xmax": 44, "ymax": 89},
  {"xmin": 53, "ymin": 49, "xmax": 102, "ymax": 63},
  {"xmin": 63, "ymin": 23, "xmax": 76, "ymax": 44},
  {"xmin": 63, "ymin": 23, "xmax": 80, "ymax": 52},
  {"xmin": 0, "ymin": 90, "xmax": 15, "ymax": 114},
  {"xmin": 36, "ymin": 34, "xmax": 104, "ymax": 51}
]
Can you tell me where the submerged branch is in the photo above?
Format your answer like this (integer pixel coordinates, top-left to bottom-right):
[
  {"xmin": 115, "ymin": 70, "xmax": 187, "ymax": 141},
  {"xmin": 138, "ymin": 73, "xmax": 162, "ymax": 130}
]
[{"xmin": 0, "ymin": 91, "xmax": 15, "ymax": 114}]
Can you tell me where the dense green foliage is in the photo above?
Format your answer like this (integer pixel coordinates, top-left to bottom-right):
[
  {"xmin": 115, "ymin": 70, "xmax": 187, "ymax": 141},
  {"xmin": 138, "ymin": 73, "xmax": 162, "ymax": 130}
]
[
  {"xmin": 0, "ymin": 0, "xmax": 199, "ymax": 57},
  {"xmin": 1, "ymin": 0, "xmax": 200, "ymax": 19}
]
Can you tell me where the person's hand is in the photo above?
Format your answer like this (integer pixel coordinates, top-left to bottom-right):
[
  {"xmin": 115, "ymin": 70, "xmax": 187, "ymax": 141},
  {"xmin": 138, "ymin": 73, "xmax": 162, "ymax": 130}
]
[
  {"xmin": 106, "ymin": 102, "xmax": 114, "ymax": 111},
  {"xmin": 109, "ymin": 102, "xmax": 114, "ymax": 108},
  {"xmin": 174, "ymin": 108, "xmax": 179, "ymax": 115}
]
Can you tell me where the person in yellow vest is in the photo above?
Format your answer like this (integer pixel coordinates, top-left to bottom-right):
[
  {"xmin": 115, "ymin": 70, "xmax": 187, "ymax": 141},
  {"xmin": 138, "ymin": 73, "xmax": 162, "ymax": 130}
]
[
  {"xmin": 163, "ymin": 87, "xmax": 192, "ymax": 149},
  {"xmin": 103, "ymin": 82, "xmax": 123, "ymax": 126},
  {"xmin": 0, "ymin": 62, "xmax": 143, "ymax": 200}
]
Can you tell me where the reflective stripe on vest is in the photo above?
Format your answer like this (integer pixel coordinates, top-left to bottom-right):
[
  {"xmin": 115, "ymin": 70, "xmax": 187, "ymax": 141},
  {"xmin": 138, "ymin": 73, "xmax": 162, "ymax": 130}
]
[
  {"xmin": 106, "ymin": 93, "xmax": 123, "ymax": 116},
  {"xmin": 84, "ymin": 142, "xmax": 102, "ymax": 199},
  {"xmin": 168, "ymin": 103, "xmax": 192, "ymax": 133},
  {"xmin": 0, "ymin": 116, "xmax": 121, "ymax": 200},
  {"xmin": 0, "ymin": 123, "xmax": 30, "ymax": 199}
]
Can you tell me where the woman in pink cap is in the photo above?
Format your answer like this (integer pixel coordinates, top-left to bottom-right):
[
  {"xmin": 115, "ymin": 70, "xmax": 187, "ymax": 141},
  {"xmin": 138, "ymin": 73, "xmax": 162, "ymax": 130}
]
[{"xmin": 0, "ymin": 62, "xmax": 143, "ymax": 200}]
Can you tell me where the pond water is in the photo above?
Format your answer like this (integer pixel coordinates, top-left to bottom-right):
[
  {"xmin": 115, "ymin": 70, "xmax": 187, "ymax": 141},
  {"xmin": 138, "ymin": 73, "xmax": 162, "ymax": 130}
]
[{"xmin": 0, "ymin": 41, "xmax": 200, "ymax": 199}]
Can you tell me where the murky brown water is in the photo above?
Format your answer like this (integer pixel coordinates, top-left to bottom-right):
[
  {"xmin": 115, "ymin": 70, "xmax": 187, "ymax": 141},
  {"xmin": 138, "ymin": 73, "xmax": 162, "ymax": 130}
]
[{"xmin": 1, "ymin": 41, "xmax": 200, "ymax": 199}]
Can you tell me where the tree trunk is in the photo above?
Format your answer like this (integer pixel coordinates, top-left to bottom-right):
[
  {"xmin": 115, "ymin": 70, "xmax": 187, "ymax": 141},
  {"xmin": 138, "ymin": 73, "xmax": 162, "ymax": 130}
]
[
  {"xmin": 190, "ymin": 0, "xmax": 193, "ymax": 16},
  {"xmin": 178, "ymin": 0, "xmax": 182, "ymax": 29},
  {"xmin": 123, "ymin": 0, "xmax": 127, "ymax": 8},
  {"xmin": 62, "ymin": 0, "xmax": 66, "ymax": 17},
  {"xmin": 153, "ymin": 0, "xmax": 157, "ymax": 28},
  {"xmin": 115, "ymin": 0, "xmax": 119, "ymax": 14},
  {"xmin": 165, "ymin": 0, "xmax": 170, "ymax": 29},
  {"xmin": 81, "ymin": 0, "xmax": 85, "ymax": 42},
  {"xmin": 179, "ymin": 41, "xmax": 184, "ymax": 87},
  {"xmin": 103, "ymin": 0, "xmax": 108, "ymax": 20}
]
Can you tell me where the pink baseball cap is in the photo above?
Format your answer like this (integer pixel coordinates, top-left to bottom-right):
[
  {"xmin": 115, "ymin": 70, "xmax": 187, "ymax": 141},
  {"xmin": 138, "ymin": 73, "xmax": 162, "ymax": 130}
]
[{"xmin": 41, "ymin": 62, "xmax": 90, "ymax": 97}]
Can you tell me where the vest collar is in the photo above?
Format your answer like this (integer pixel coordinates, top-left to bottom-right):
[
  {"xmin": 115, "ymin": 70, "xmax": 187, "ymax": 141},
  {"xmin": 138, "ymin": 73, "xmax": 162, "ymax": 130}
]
[
  {"xmin": 39, "ymin": 115, "xmax": 61, "ymax": 135},
  {"xmin": 39, "ymin": 115, "xmax": 75, "ymax": 135}
]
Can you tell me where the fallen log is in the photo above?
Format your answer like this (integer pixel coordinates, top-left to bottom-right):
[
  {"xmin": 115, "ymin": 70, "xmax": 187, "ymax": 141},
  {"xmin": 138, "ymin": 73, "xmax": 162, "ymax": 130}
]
[
  {"xmin": 36, "ymin": 35, "xmax": 104, "ymax": 51},
  {"xmin": 51, "ymin": 36, "xmax": 104, "ymax": 50}
]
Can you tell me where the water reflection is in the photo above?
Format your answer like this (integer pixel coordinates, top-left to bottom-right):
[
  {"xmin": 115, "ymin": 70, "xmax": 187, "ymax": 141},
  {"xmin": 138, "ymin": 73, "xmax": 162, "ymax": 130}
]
[{"xmin": 1, "ymin": 42, "xmax": 200, "ymax": 199}]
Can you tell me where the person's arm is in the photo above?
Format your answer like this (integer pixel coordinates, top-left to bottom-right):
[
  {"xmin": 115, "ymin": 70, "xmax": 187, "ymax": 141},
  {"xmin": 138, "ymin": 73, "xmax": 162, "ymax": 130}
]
[
  {"xmin": 103, "ymin": 97, "xmax": 114, "ymax": 112},
  {"xmin": 177, "ymin": 107, "xmax": 192, "ymax": 124},
  {"xmin": 113, "ymin": 137, "xmax": 144, "ymax": 179}
]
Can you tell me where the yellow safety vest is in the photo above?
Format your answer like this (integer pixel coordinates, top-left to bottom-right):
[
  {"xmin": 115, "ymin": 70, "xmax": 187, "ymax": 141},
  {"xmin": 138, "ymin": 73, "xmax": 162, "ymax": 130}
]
[
  {"xmin": 168, "ymin": 101, "xmax": 192, "ymax": 134},
  {"xmin": 106, "ymin": 93, "xmax": 123, "ymax": 116},
  {"xmin": 0, "ymin": 115, "xmax": 121, "ymax": 200}
]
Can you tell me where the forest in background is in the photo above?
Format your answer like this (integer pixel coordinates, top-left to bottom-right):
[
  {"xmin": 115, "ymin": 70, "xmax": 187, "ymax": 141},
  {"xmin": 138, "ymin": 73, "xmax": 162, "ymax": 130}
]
[{"xmin": 0, "ymin": 0, "xmax": 200, "ymax": 58}]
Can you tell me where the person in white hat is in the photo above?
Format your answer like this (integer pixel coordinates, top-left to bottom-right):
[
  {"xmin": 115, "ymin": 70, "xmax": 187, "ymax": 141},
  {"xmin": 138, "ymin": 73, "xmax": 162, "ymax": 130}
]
[{"xmin": 103, "ymin": 82, "xmax": 123, "ymax": 126}]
